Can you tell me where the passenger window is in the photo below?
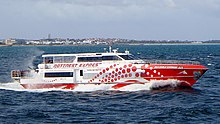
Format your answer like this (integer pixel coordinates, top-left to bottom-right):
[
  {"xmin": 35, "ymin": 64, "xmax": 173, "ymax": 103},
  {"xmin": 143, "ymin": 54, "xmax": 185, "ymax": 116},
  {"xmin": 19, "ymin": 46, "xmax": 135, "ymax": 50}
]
[
  {"xmin": 78, "ymin": 57, "xmax": 102, "ymax": 62},
  {"xmin": 45, "ymin": 57, "xmax": 53, "ymax": 64},
  {"xmin": 45, "ymin": 72, "xmax": 73, "ymax": 77},
  {"xmin": 54, "ymin": 56, "xmax": 63, "ymax": 63},
  {"xmin": 102, "ymin": 56, "xmax": 121, "ymax": 61},
  {"xmin": 64, "ymin": 56, "xmax": 75, "ymax": 63},
  {"xmin": 53, "ymin": 56, "xmax": 76, "ymax": 63}
]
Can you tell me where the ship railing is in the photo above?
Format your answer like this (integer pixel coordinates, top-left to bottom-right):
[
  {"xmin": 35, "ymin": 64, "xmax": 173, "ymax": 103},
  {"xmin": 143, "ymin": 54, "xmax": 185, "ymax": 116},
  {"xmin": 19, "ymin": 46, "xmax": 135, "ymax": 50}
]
[{"xmin": 143, "ymin": 59, "xmax": 200, "ymax": 65}]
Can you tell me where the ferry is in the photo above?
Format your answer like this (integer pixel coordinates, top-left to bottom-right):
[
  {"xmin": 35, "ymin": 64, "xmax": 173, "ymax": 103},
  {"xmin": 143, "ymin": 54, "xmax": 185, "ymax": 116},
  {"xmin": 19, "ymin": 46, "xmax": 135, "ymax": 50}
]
[{"xmin": 11, "ymin": 47, "xmax": 208, "ymax": 91}]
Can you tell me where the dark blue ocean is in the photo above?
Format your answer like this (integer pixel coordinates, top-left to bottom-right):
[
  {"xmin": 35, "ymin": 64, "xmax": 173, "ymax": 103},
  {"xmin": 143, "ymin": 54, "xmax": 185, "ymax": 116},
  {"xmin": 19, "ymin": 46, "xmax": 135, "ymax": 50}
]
[{"xmin": 0, "ymin": 45, "xmax": 220, "ymax": 123}]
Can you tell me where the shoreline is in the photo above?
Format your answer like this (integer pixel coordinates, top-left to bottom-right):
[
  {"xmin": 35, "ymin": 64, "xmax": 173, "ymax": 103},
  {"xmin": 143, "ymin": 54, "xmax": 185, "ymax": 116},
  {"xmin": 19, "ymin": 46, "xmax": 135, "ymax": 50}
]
[{"xmin": 1, "ymin": 42, "xmax": 220, "ymax": 47}]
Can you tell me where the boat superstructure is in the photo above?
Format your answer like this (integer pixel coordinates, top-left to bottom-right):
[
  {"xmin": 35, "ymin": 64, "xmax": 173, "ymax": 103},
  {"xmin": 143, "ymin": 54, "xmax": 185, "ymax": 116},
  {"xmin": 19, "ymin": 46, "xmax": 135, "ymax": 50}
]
[{"xmin": 11, "ymin": 47, "xmax": 208, "ymax": 91}]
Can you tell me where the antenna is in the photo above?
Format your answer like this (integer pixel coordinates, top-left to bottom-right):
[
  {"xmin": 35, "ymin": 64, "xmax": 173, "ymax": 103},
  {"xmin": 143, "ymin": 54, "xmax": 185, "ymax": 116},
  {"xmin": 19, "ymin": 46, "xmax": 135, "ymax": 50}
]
[
  {"xmin": 104, "ymin": 48, "xmax": 107, "ymax": 52},
  {"xmin": 125, "ymin": 48, "xmax": 129, "ymax": 54},
  {"xmin": 108, "ymin": 41, "xmax": 113, "ymax": 53},
  {"xmin": 109, "ymin": 45, "xmax": 112, "ymax": 53}
]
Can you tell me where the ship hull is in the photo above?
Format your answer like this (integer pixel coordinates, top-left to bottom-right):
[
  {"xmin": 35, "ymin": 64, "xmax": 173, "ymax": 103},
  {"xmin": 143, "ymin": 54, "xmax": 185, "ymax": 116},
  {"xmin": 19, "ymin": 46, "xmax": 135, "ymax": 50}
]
[
  {"xmin": 19, "ymin": 80, "xmax": 179, "ymax": 91},
  {"xmin": 18, "ymin": 63, "xmax": 207, "ymax": 90}
]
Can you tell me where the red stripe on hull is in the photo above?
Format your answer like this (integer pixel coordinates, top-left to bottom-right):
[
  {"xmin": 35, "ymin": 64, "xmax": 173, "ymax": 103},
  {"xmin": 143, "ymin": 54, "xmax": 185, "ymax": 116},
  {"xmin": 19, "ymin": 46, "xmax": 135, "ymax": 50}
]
[
  {"xmin": 21, "ymin": 83, "xmax": 78, "ymax": 90},
  {"xmin": 112, "ymin": 84, "xmax": 130, "ymax": 89},
  {"xmin": 112, "ymin": 80, "xmax": 145, "ymax": 89}
]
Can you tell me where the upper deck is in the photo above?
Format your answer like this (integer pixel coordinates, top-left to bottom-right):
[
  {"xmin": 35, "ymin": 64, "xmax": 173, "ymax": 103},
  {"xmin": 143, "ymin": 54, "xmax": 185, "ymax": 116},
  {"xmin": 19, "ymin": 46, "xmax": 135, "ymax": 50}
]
[{"xmin": 42, "ymin": 50, "xmax": 143, "ymax": 64}]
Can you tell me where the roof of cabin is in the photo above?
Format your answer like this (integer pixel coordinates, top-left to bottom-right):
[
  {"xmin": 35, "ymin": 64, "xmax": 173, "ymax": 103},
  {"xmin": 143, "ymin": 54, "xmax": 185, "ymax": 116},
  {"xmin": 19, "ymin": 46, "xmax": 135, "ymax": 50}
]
[{"xmin": 42, "ymin": 52, "xmax": 130, "ymax": 57}]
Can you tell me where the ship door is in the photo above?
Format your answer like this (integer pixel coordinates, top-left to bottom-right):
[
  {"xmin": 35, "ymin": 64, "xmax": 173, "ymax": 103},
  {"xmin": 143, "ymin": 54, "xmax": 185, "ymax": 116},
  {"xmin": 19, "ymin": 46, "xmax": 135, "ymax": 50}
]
[{"xmin": 75, "ymin": 69, "xmax": 83, "ymax": 83}]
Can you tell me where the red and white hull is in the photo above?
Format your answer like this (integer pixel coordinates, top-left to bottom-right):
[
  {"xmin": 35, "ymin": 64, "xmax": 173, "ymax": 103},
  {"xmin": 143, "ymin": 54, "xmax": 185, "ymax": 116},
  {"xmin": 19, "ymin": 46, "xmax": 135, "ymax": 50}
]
[
  {"xmin": 11, "ymin": 49, "xmax": 208, "ymax": 91},
  {"xmin": 18, "ymin": 64, "xmax": 207, "ymax": 91}
]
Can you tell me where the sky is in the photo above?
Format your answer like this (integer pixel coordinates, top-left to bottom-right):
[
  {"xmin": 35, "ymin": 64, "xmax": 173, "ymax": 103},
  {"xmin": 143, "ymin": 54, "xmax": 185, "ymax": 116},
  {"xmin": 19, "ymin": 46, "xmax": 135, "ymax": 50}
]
[{"xmin": 0, "ymin": 0, "xmax": 220, "ymax": 40}]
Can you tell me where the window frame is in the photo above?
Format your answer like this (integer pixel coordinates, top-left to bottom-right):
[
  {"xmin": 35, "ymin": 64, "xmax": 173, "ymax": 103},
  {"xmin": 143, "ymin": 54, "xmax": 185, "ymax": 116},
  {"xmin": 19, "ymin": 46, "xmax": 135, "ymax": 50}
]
[{"xmin": 45, "ymin": 72, "xmax": 74, "ymax": 78}]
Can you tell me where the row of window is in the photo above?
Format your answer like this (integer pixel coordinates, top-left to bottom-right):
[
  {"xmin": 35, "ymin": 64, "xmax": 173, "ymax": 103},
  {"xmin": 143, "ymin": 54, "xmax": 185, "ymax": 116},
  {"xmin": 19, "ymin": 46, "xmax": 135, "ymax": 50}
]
[
  {"xmin": 78, "ymin": 55, "xmax": 138, "ymax": 62},
  {"xmin": 78, "ymin": 56, "xmax": 121, "ymax": 62},
  {"xmin": 44, "ymin": 55, "xmax": 138, "ymax": 64},
  {"xmin": 45, "ymin": 72, "xmax": 73, "ymax": 77},
  {"xmin": 45, "ymin": 71, "xmax": 83, "ymax": 77},
  {"xmin": 45, "ymin": 56, "xmax": 76, "ymax": 64}
]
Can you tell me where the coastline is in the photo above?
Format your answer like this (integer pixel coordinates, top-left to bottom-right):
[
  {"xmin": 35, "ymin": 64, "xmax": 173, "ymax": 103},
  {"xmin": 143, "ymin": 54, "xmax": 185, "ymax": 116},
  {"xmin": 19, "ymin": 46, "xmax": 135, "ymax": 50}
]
[{"xmin": 1, "ymin": 42, "xmax": 220, "ymax": 47}]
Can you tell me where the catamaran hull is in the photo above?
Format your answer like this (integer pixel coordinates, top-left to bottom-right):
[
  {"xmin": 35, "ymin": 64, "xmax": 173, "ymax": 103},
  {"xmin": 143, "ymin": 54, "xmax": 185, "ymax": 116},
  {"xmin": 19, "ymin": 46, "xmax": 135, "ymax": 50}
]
[
  {"xmin": 18, "ymin": 79, "xmax": 201, "ymax": 91},
  {"xmin": 14, "ymin": 62, "xmax": 208, "ymax": 91},
  {"xmin": 19, "ymin": 81, "xmax": 178, "ymax": 91},
  {"xmin": 18, "ymin": 66, "xmax": 207, "ymax": 91}
]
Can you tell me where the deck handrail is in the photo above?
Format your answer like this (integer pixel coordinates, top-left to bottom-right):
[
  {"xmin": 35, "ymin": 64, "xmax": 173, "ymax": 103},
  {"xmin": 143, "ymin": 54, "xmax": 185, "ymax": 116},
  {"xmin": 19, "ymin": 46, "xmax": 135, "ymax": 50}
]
[{"xmin": 143, "ymin": 59, "xmax": 200, "ymax": 65}]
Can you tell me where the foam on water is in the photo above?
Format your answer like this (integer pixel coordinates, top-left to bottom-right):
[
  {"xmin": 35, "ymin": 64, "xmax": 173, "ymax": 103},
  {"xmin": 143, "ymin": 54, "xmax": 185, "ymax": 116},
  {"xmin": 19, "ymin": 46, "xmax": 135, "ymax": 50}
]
[
  {"xmin": 0, "ymin": 82, "xmax": 24, "ymax": 91},
  {"xmin": 150, "ymin": 79, "xmax": 180, "ymax": 89}
]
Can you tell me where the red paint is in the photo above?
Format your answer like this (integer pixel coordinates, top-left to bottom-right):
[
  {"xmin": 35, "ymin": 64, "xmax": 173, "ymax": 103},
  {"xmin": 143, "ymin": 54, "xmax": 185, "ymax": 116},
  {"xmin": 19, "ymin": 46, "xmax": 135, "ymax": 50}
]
[
  {"xmin": 112, "ymin": 80, "xmax": 145, "ymax": 89},
  {"xmin": 135, "ymin": 73, "xmax": 140, "ymax": 77},
  {"xmin": 112, "ymin": 83, "xmax": 130, "ymax": 89},
  {"xmin": 118, "ymin": 76, "xmax": 121, "ymax": 80},
  {"xmin": 132, "ymin": 66, "xmax": 137, "ymax": 72},
  {"xmin": 127, "ymin": 68, "xmax": 131, "ymax": 73},
  {"xmin": 125, "ymin": 74, "xmax": 128, "ymax": 78},
  {"xmin": 118, "ymin": 71, "xmax": 122, "ymax": 75},
  {"xmin": 21, "ymin": 83, "xmax": 78, "ymax": 90}
]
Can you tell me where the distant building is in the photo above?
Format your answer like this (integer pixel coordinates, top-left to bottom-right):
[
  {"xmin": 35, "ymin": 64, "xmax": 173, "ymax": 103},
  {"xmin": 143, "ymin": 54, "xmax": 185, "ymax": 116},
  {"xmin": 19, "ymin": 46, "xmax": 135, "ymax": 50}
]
[
  {"xmin": 82, "ymin": 40, "xmax": 92, "ymax": 44},
  {"xmin": 4, "ymin": 39, "xmax": 16, "ymax": 45}
]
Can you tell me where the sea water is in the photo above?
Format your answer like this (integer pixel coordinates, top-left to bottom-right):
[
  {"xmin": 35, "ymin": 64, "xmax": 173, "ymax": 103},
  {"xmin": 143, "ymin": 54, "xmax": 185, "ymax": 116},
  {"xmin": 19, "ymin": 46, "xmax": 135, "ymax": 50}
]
[{"xmin": 0, "ymin": 45, "xmax": 220, "ymax": 123}]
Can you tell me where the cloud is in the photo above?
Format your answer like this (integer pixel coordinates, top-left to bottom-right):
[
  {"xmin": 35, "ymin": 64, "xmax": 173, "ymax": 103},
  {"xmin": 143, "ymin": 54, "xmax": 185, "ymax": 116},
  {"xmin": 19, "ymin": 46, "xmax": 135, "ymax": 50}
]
[
  {"xmin": 11, "ymin": 0, "xmax": 178, "ymax": 19},
  {"xmin": 0, "ymin": 0, "xmax": 220, "ymax": 40}
]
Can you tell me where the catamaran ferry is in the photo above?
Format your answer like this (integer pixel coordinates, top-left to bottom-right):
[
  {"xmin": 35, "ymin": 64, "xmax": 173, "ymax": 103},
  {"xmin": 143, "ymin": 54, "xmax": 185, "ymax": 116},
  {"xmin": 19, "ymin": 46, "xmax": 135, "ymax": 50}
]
[{"xmin": 11, "ymin": 47, "xmax": 208, "ymax": 91}]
